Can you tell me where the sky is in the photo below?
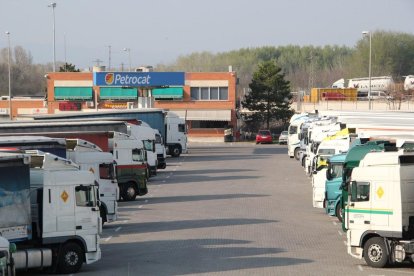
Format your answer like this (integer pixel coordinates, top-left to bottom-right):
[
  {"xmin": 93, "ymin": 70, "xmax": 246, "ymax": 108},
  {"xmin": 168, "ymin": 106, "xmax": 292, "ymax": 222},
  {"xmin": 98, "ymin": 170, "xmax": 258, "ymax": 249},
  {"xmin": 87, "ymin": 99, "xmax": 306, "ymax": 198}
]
[{"xmin": 1, "ymin": 0, "xmax": 413, "ymax": 71}]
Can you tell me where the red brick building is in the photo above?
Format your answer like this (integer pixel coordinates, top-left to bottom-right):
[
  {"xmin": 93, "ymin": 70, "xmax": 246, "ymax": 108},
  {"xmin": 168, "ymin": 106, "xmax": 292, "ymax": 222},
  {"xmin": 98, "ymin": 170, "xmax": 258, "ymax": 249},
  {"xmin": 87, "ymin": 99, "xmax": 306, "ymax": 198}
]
[{"xmin": 0, "ymin": 71, "xmax": 238, "ymax": 139}]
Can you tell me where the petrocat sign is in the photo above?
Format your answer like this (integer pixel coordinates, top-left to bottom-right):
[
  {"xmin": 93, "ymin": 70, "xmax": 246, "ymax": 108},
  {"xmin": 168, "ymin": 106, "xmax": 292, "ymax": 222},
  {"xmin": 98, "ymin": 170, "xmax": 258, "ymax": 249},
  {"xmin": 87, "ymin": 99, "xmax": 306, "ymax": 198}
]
[{"xmin": 93, "ymin": 72, "xmax": 185, "ymax": 87}]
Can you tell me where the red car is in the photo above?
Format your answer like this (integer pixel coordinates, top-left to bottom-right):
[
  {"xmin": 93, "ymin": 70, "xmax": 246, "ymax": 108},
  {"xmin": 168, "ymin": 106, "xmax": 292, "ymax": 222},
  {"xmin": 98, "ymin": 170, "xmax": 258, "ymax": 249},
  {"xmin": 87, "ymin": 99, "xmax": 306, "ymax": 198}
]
[{"xmin": 256, "ymin": 130, "xmax": 273, "ymax": 144}]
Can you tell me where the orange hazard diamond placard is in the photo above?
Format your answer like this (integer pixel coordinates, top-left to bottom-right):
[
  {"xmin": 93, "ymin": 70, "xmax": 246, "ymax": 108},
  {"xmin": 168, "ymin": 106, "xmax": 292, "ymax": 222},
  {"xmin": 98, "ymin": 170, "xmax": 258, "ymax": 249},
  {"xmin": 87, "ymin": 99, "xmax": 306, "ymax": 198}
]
[{"xmin": 61, "ymin": 191, "xmax": 69, "ymax": 202}]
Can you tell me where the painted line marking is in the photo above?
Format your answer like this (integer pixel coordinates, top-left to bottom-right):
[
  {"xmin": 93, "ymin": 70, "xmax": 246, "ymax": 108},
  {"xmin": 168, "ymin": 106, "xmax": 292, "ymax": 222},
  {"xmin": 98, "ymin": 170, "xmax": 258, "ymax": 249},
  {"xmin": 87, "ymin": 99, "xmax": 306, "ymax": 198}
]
[
  {"xmin": 115, "ymin": 227, "xmax": 122, "ymax": 232},
  {"xmin": 338, "ymin": 230, "xmax": 343, "ymax": 236},
  {"xmin": 105, "ymin": 236, "xmax": 112, "ymax": 242},
  {"xmin": 138, "ymin": 205, "xmax": 143, "ymax": 209},
  {"xmin": 162, "ymin": 180, "xmax": 166, "ymax": 183},
  {"xmin": 358, "ymin": 265, "xmax": 363, "ymax": 271},
  {"xmin": 166, "ymin": 175, "xmax": 170, "ymax": 179}
]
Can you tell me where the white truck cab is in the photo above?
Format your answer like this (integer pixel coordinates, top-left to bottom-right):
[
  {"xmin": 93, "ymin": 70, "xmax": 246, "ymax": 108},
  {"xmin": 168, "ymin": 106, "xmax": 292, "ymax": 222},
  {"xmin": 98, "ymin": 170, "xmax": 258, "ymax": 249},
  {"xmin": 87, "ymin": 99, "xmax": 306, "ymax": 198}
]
[
  {"xmin": 9, "ymin": 151, "xmax": 101, "ymax": 274},
  {"xmin": 346, "ymin": 150, "xmax": 414, "ymax": 267},
  {"xmin": 165, "ymin": 112, "xmax": 187, "ymax": 157},
  {"xmin": 66, "ymin": 139, "xmax": 119, "ymax": 224},
  {"xmin": 128, "ymin": 123, "xmax": 158, "ymax": 176}
]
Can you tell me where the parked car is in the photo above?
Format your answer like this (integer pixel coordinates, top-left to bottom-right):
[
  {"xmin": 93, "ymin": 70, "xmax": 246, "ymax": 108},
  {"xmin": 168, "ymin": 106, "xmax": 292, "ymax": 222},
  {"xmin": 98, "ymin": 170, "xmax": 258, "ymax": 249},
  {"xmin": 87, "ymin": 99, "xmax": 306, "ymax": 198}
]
[
  {"xmin": 256, "ymin": 130, "xmax": 273, "ymax": 144},
  {"xmin": 278, "ymin": 131, "xmax": 288, "ymax": 144}
]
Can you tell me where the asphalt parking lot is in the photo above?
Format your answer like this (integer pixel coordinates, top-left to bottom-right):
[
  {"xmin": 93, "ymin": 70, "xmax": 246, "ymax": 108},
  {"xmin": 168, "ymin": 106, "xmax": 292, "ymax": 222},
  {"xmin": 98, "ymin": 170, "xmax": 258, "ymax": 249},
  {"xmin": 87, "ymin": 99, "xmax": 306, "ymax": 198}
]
[{"xmin": 68, "ymin": 143, "xmax": 413, "ymax": 275}]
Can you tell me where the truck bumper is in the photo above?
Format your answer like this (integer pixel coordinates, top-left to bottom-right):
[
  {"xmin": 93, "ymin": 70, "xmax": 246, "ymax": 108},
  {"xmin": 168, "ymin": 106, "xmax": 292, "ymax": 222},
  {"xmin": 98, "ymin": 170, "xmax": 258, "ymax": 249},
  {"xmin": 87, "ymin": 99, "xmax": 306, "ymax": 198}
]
[
  {"xmin": 85, "ymin": 248, "xmax": 102, "ymax": 265},
  {"xmin": 347, "ymin": 231, "xmax": 363, "ymax": 259},
  {"xmin": 326, "ymin": 201, "xmax": 335, "ymax": 216}
]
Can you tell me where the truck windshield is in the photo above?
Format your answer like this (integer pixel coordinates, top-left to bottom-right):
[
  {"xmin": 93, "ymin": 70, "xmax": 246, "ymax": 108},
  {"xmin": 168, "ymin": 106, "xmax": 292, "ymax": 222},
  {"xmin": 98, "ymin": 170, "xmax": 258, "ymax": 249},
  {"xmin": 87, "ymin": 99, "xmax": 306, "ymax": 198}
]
[
  {"xmin": 329, "ymin": 163, "xmax": 343, "ymax": 179},
  {"xmin": 99, "ymin": 163, "xmax": 115, "ymax": 180},
  {"xmin": 289, "ymin": 126, "xmax": 297, "ymax": 135}
]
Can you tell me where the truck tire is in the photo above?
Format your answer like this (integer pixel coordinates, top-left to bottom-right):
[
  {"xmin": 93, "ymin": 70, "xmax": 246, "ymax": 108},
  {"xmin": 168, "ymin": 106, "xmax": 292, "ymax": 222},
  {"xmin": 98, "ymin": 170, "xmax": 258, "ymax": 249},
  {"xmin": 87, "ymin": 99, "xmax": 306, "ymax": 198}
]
[
  {"xmin": 363, "ymin": 237, "xmax": 389, "ymax": 268},
  {"xmin": 335, "ymin": 203, "xmax": 343, "ymax": 222},
  {"xmin": 57, "ymin": 242, "xmax": 84, "ymax": 274},
  {"xmin": 294, "ymin": 148, "xmax": 300, "ymax": 160},
  {"xmin": 122, "ymin": 183, "xmax": 137, "ymax": 201},
  {"xmin": 170, "ymin": 146, "xmax": 181, "ymax": 157}
]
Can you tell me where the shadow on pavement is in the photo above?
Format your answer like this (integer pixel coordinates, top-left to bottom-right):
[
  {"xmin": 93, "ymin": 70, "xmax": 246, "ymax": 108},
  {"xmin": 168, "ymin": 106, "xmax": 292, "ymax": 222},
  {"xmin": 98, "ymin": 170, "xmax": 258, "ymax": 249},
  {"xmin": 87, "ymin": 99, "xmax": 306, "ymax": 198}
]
[
  {"xmin": 80, "ymin": 238, "xmax": 313, "ymax": 275},
  {"xmin": 118, "ymin": 193, "xmax": 269, "ymax": 209},
  {"xmin": 111, "ymin": 218, "xmax": 278, "ymax": 235}
]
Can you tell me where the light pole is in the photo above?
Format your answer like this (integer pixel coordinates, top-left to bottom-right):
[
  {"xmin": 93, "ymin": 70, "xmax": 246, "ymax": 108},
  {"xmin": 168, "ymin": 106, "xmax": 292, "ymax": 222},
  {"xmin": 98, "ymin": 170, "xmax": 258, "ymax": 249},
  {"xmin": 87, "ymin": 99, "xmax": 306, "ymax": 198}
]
[
  {"xmin": 107, "ymin": 45, "xmax": 111, "ymax": 71},
  {"xmin": 123, "ymin": 48, "xmax": 131, "ymax": 72},
  {"xmin": 48, "ymin": 2, "xmax": 57, "ymax": 72},
  {"xmin": 362, "ymin": 31, "xmax": 372, "ymax": 110},
  {"xmin": 5, "ymin": 31, "xmax": 12, "ymax": 120}
]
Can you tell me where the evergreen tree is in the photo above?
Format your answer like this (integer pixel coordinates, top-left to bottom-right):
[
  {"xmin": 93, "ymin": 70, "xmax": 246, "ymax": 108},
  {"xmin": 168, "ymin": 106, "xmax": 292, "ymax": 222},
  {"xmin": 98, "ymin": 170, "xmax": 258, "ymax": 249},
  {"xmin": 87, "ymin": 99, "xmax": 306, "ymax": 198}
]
[
  {"xmin": 59, "ymin": 63, "xmax": 80, "ymax": 72},
  {"xmin": 242, "ymin": 60, "xmax": 294, "ymax": 129}
]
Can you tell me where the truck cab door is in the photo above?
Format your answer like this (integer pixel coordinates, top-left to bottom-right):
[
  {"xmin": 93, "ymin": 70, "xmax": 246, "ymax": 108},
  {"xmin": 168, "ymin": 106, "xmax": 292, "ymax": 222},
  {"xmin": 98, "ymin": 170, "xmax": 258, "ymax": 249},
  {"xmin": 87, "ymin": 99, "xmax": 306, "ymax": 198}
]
[
  {"xmin": 346, "ymin": 181, "xmax": 371, "ymax": 230},
  {"xmin": 74, "ymin": 185, "xmax": 100, "ymax": 251}
]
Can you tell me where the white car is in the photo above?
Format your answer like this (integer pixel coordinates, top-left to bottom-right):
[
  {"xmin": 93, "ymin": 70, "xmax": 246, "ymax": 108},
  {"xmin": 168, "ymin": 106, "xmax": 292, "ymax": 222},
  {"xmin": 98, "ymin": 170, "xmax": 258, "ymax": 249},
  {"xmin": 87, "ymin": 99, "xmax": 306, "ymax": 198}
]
[{"xmin": 278, "ymin": 131, "xmax": 288, "ymax": 144}]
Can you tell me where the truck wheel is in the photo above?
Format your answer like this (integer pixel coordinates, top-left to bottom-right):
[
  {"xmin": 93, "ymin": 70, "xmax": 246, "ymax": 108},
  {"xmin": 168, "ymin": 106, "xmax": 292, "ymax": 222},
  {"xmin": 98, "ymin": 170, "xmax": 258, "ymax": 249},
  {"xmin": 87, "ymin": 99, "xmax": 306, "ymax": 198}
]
[
  {"xmin": 335, "ymin": 203, "xmax": 343, "ymax": 222},
  {"xmin": 57, "ymin": 242, "xmax": 84, "ymax": 274},
  {"xmin": 364, "ymin": 237, "xmax": 389, "ymax": 268},
  {"xmin": 171, "ymin": 146, "xmax": 181, "ymax": 157},
  {"xmin": 294, "ymin": 148, "xmax": 300, "ymax": 160},
  {"xmin": 122, "ymin": 183, "xmax": 137, "ymax": 201}
]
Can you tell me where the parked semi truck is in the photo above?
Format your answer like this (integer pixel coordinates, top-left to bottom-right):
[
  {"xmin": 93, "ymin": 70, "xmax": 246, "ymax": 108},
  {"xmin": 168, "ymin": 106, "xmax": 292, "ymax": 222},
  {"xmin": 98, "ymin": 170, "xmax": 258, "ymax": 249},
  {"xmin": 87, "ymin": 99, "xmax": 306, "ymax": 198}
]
[
  {"xmin": 311, "ymin": 130, "xmax": 353, "ymax": 209},
  {"xmin": 0, "ymin": 151, "xmax": 101, "ymax": 274},
  {"xmin": 346, "ymin": 149, "xmax": 414, "ymax": 268},
  {"xmin": 66, "ymin": 139, "xmax": 119, "ymax": 224},
  {"xmin": 325, "ymin": 153, "xmax": 347, "ymax": 221},
  {"xmin": 32, "ymin": 109, "xmax": 188, "ymax": 157},
  {"xmin": 288, "ymin": 113, "xmax": 311, "ymax": 159},
  {"xmin": 341, "ymin": 139, "xmax": 394, "ymax": 230},
  {"xmin": 0, "ymin": 136, "xmax": 119, "ymax": 224}
]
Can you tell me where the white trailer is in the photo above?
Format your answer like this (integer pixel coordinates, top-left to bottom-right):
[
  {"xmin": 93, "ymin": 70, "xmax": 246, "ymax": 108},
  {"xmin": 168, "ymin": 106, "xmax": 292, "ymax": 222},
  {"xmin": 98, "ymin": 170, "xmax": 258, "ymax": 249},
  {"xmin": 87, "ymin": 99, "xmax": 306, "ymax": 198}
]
[
  {"xmin": 404, "ymin": 75, "xmax": 414, "ymax": 91},
  {"xmin": 347, "ymin": 76, "xmax": 394, "ymax": 93}
]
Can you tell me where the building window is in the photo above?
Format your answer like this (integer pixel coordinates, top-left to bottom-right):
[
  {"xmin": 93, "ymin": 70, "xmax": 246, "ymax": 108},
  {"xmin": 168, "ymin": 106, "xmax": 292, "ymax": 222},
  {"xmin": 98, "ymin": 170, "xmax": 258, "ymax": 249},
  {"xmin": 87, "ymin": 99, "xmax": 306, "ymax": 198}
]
[
  {"xmin": 210, "ymin": 87, "xmax": 219, "ymax": 100},
  {"xmin": 190, "ymin": 87, "xmax": 199, "ymax": 100},
  {"xmin": 201, "ymin": 87, "xmax": 209, "ymax": 100},
  {"xmin": 190, "ymin": 87, "xmax": 229, "ymax": 101}
]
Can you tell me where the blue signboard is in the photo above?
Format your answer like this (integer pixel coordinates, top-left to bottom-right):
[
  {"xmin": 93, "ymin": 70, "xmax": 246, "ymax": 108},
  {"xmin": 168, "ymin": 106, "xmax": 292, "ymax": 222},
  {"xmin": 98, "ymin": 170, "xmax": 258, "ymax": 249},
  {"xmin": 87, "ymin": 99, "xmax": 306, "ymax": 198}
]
[{"xmin": 93, "ymin": 72, "xmax": 185, "ymax": 87}]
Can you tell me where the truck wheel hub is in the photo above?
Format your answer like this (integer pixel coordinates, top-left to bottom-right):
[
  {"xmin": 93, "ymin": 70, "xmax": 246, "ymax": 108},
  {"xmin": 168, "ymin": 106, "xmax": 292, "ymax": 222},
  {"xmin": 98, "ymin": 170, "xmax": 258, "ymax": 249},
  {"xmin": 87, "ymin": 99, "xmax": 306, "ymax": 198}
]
[
  {"xmin": 65, "ymin": 252, "xmax": 79, "ymax": 266},
  {"xmin": 127, "ymin": 187, "xmax": 135, "ymax": 197},
  {"xmin": 368, "ymin": 244, "xmax": 382, "ymax": 262}
]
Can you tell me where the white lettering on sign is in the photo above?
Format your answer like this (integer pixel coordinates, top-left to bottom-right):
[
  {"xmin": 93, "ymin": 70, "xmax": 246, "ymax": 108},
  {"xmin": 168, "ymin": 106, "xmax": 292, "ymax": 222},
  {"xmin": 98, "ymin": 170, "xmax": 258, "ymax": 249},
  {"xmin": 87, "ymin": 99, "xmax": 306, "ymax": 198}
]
[{"xmin": 114, "ymin": 74, "xmax": 151, "ymax": 85}]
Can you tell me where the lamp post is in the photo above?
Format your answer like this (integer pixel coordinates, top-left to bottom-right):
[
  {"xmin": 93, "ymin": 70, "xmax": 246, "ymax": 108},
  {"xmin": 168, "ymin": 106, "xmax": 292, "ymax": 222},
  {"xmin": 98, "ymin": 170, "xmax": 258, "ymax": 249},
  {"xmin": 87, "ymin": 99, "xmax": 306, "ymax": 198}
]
[
  {"xmin": 362, "ymin": 31, "xmax": 372, "ymax": 110},
  {"xmin": 48, "ymin": 2, "xmax": 57, "ymax": 72},
  {"xmin": 5, "ymin": 31, "xmax": 12, "ymax": 120},
  {"xmin": 123, "ymin": 48, "xmax": 131, "ymax": 72}
]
